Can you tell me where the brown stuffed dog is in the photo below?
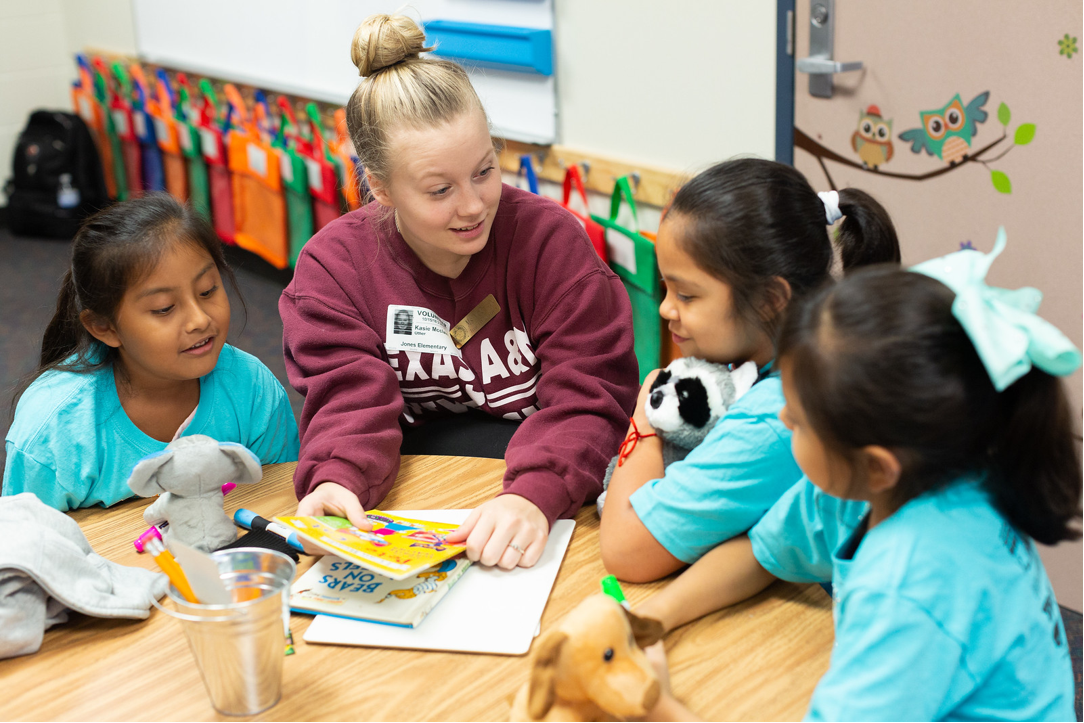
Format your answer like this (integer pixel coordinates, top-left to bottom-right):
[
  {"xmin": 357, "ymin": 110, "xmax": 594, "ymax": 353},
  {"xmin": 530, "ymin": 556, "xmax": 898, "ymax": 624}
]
[{"xmin": 510, "ymin": 594, "xmax": 665, "ymax": 722}]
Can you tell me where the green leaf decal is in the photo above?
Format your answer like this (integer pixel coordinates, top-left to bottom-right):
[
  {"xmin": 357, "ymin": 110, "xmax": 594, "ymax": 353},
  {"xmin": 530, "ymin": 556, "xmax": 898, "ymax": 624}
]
[
  {"xmin": 991, "ymin": 170, "xmax": 1012, "ymax": 194},
  {"xmin": 1014, "ymin": 123, "xmax": 1036, "ymax": 145},
  {"xmin": 998, "ymin": 102, "xmax": 1011, "ymax": 126}
]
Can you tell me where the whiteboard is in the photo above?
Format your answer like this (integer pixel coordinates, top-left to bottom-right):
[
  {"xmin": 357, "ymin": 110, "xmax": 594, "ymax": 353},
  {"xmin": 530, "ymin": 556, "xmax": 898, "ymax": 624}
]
[{"xmin": 131, "ymin": 0, "xmax": 556, "ymax": 143}]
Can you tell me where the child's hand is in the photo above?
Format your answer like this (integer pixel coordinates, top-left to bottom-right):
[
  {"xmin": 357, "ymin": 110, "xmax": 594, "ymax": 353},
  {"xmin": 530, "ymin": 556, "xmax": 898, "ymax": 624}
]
[
  {"xmin": 638, "ymin": 642, "xmax": 701, "ymax": 721},
  {"xmin": 445, "ymin": 494, "xmax": 548, "ymax": 570},
  {"xmin": 633, "ymin": 368, "xmax": 663, "ymax": 431},
  {"xmin": 643, "ymin": 641, "xmax": 671, "ymax": 695},
  {"xmin": 296, "ymin": 482, "xmax": 373, "ymax": 540}
]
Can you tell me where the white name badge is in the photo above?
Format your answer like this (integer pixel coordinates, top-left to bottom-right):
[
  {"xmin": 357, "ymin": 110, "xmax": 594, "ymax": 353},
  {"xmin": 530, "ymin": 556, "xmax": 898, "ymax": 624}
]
[{"xmin": 384, "ymin": 305, "xmax": 462, "ymax": 358}]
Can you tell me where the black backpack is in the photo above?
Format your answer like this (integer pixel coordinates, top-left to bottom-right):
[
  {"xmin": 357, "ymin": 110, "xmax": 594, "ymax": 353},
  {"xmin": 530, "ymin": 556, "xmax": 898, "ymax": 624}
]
[{"xmin": 6, "ymin": 110, "xmax": 110, "ymax": 239}]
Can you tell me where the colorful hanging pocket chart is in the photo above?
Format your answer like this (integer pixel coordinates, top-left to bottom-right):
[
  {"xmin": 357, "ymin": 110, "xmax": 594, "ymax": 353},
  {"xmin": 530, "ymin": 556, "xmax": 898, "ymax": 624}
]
[
  {"xmin": 225, "ymin": 84, "xmax": 289, "ymax": 269},
  {"xmin": 591, "ymin": 176, "xmax": 662, "ymax": 382}
]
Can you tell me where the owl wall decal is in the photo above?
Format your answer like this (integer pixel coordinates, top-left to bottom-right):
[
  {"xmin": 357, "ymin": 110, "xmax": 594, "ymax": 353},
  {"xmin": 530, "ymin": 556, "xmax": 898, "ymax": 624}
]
[
  {"xmin": 851, "ymin": 105, "xmax": 894, "ymax": 170},
  {"xmin": 899, "ymin": 91, "xmax": 990, "ymax": 165}
]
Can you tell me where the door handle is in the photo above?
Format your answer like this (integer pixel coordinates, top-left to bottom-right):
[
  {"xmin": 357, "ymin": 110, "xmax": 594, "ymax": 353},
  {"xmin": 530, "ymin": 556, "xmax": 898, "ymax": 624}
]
[
  {"xmin": 795, "ymin": 57, "xmax": 863, "ymax": 75},
  {"xmin": 796, "ymin": 0, "xmax": 862, "ymax": 98}
]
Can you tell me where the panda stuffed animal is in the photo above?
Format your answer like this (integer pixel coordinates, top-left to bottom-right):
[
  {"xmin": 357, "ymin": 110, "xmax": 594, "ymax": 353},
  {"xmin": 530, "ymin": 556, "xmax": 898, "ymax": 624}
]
[{"xmin": 597, "ymin": 358, "xmax": 759, "ymax": 515}]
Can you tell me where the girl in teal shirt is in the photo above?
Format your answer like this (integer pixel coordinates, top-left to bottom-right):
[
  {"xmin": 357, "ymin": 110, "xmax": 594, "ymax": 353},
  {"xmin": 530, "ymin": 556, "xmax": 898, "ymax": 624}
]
[
  {"xmin": 3, "ymin": 195, "xmax": 299, "ymax": 511},
  {"xmin": 638, "ymin": 235, "xmax": 1080, "ymax": 721},
  {"xmin": 600, "ymin": 159, "xmax": 901, "ymax": 581}
]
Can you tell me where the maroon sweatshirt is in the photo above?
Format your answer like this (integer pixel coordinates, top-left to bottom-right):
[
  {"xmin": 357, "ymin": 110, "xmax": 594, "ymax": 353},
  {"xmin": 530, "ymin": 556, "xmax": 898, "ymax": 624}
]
[{"xmin": 280, "ymin": 184, "xmax": 638, "ymax": 526}]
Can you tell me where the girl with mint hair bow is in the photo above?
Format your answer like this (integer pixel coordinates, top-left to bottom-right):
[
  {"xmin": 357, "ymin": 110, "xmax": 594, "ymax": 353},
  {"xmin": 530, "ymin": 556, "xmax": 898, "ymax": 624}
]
[{"xmin": 634, "ymin": 231, "xmax": 1080, "ymax": 722}]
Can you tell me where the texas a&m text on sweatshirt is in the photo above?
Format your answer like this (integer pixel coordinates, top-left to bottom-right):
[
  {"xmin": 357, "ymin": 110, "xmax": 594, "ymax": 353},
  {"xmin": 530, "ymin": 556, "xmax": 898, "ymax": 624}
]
[{"xmin": 280, "ymin": 184, "xmax": 639, "ymax": 526}]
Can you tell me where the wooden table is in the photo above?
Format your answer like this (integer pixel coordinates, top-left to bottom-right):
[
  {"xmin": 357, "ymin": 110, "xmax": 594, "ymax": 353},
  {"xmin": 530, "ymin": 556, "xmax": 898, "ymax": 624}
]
[{"xmin": 0, "ymin": 456, "xmax": 834, "ymax": 721}]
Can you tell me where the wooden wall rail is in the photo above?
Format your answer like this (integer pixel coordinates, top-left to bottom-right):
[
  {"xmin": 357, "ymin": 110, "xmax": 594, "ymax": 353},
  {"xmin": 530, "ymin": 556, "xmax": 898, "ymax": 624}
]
[{"xmin": 498, "ymin": 140, "xmax": 687, "ymax": 209}]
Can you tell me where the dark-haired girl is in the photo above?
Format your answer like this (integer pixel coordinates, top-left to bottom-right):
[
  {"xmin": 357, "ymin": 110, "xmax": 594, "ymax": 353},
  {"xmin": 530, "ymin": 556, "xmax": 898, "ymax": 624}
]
[
  {"xmin": 601, "ymin": 158, "xmax": 901, "ymax": 582},
  {"xmin": 638, "ymin": 233, "xmax": 1080, "ymax": 720},
  {"xmin": 3, "ymin": 194, "xmax": 299, "ymax": 511}
]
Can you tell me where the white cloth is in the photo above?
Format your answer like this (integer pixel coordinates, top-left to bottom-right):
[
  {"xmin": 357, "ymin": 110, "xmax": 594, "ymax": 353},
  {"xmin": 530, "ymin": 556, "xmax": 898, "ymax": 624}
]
[
  {"xmin": 818, "ymin": 190, "xmax": 843, "ymax": 225},
  {"xmin": 0, "ymin": 493, "xmax": 167, "ymax": 659}
]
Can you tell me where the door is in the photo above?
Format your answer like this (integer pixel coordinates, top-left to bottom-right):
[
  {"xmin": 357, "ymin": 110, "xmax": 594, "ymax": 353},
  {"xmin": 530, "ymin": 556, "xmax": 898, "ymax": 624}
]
[{"xmin": 791, "ymin": 1, "xmax": 1082, "ymax": 609}]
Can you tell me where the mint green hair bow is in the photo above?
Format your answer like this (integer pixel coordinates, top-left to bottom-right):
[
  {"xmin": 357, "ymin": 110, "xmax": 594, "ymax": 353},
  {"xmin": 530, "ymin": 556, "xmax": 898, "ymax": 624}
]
[{"xmin": 910, "ymin": 228, "xmax": 1082, "ymax": 392}]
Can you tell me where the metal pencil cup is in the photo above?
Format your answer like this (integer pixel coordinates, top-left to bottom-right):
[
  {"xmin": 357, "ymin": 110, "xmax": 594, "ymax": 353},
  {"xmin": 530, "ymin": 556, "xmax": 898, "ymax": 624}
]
[{"xmin": 158, "ymin": 548, "xmax": 296, "ymax": 716}]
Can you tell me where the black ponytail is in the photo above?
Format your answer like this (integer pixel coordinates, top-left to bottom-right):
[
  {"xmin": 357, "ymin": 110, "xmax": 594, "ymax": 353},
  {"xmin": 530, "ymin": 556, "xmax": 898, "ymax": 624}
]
[
  {"xmin": 988, "ymin": 369, "xmax": 1082, "ymax": 544},
  {"xmin": 11, "ymin": 194, "xmax": 246, "ymax": 414},
  {"xmin": 668, "ymin": 158, "xmax": 900, "ymax": 337},
  {"xmin": 39, "ymin": 269, "xmax": 90, "ymax": 369},
  {"xmin": 778, "ymin": 267, "xmax": 1081, "ymax": 544},
  {"xmin": 836, "ymin": 188, "xmax": 901, "ymax": 270}
]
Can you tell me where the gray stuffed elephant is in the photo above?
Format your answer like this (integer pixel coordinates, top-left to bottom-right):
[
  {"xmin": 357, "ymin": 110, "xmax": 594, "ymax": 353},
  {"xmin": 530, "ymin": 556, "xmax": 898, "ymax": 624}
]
[{"xmin": 127, "ymin": 435, "xmax": 263, "ymax": 553}]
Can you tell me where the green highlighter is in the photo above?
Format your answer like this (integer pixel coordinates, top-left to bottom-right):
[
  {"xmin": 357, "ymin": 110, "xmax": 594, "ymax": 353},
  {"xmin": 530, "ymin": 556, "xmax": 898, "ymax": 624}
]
[{"xmin": 601, "ymin": 575, "xmax": 631, "ymax": 610}]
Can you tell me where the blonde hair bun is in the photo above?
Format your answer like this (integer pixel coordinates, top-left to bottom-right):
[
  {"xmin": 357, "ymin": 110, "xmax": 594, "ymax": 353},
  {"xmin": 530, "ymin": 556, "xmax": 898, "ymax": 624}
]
[{"xmin": 351, "ymin": 13, "xmax": 433, "ymax": 77}]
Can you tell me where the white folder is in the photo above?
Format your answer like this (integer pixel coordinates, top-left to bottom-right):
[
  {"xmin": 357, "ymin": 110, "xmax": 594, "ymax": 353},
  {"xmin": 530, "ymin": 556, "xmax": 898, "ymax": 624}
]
[{"xmin": 302, "ymin": 510, "xmax": 575, "ymax": 655}]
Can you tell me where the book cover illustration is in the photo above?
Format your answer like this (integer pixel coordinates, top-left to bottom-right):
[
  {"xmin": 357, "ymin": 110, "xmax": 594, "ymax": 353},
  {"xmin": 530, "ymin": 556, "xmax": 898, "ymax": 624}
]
[
  {"xmin": 275, "ymin": 510, "xmax": 466, "ymax": 580},
  {"xmin": 290, "ymin": 556, "xmax": 472, "ymax": 628}
]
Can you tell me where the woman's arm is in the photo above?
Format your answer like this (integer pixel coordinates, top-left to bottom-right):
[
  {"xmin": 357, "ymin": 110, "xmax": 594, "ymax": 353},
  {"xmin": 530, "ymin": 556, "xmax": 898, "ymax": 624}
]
[
  {"xmin": 280, "ymin": 262, "xmax": 406, "ymax": 520},
  {"xmin": 599, "ymin": 369, "xmax": 686, "ymax": 582},
  {"xmin": 636, "ymin": 535, "xmax": 775, "ymax": 633},
  {"xmin": 497, "ymin": 266, "xmax": 639, "ymax": 525},
  {"xmin": 449, "ymin": 266, "xmax": 638, "ymax": 570}
]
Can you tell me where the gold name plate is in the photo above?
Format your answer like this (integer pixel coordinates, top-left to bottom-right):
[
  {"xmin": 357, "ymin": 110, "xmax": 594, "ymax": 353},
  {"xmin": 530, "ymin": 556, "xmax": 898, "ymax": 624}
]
[{"xmin": 449, "ymin": 294, "xmax": 501, "ymax": 348}]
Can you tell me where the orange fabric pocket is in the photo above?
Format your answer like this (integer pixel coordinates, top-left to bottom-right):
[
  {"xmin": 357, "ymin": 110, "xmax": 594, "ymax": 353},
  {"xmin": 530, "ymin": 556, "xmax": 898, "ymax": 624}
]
[
  {"xmin": 229, "ymin": 134, "xmax": 287, "ymax": 268},
  {"xmin": 162, "ymin": 151, "xmax": 188, "ymax": 202}
]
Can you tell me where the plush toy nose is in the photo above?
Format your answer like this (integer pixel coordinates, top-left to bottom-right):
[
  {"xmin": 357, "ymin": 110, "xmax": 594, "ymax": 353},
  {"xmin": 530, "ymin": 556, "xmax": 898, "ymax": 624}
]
[{"xmin": 649, "ymin": 390, "xmax": 664, "ymax": 408}]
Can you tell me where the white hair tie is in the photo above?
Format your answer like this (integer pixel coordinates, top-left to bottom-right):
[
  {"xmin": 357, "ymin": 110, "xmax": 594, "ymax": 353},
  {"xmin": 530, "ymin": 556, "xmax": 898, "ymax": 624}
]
[{"xmin": 818, "ymin": 190, "xmax": 843, "ymax": 225}]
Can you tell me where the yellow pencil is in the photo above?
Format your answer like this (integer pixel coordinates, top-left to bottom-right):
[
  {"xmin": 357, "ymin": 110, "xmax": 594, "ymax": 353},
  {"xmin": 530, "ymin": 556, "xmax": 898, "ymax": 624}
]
[{"xmin": 134, "ymin": 526, "xmax": 200, "ymax": 603}]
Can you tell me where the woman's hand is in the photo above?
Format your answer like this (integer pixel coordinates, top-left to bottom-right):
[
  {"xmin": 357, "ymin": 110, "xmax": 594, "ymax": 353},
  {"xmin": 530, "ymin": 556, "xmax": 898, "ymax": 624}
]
[
  {"xmin": 296, "ymin": 482, "xmax": 373, "ymax": 555},
  {"xmin": 297, "ymin": 481, "xmax": 372, "ymax": 529},
  {"xmin": 445, "ymin": 494, "xmax": 549, "ymax": 570}
]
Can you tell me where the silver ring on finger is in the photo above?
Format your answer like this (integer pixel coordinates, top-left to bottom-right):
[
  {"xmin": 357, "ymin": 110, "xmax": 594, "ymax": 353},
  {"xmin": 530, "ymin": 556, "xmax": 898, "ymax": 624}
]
[{"xmin": 507, "ymin": 541, "xmax": 525, "ymax": 555}]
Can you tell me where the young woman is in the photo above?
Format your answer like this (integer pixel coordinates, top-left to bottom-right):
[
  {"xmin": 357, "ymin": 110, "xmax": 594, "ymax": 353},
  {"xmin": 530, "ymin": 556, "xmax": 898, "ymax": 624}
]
[
  {"xmin": 280, "ymin": 14, "xmax": 638, "ymax": 569},
  {"xmin": 600, "ymin": 159, "xmax": 900, "ymax": 581}
]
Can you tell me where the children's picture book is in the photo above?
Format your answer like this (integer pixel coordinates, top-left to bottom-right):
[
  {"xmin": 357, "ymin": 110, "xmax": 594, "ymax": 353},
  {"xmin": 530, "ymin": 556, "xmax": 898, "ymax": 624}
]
[
  {"xmin": 274, "ymin": 510, "xmax": 466, "ymax": 581},
  {"xmin": 304, "ymin": 511, "xmax": 577, "ymax": 656},
  {"xmin": 290, "ymin": 555, "xmax": 472, "ymax": 628}
]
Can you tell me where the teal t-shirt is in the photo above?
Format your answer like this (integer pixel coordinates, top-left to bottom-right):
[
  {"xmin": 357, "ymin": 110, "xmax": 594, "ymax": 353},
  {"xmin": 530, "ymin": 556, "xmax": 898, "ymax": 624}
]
[
  {"xmin": 628, "ymin": 370, "xmax": 803, "ymax": 563},
  {"xmin": 750, "ymin": 478, "xmax": 1076, "ymax": 722},
  {"xmin": 3, "ymin": 344, "xmax": 300, "ymax": 511}
]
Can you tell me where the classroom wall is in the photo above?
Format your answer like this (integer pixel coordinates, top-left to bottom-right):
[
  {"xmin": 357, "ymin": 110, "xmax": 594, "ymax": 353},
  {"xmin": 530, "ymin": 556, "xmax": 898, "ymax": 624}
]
[
  {"xmin": 0, "ymin": 2, "xmax": 74, "ymax": 205},
  {"xmin": 513, "ymin": 0, "xmax": 779, "ymax": 230},
  {"xmin": 0, "ymin": 0, "xmax": 137, "ymax": 206},
  {"xmin": 59, "ymin": 0, "xmax": 137, "ymax": 57},
  {"xmin": 553, "ymin": 0, "xmax": 778, "ymax": 176}
]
